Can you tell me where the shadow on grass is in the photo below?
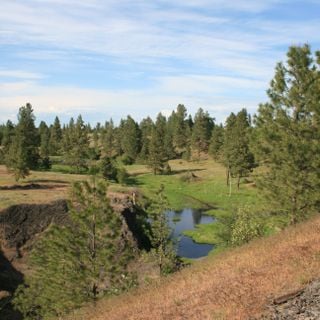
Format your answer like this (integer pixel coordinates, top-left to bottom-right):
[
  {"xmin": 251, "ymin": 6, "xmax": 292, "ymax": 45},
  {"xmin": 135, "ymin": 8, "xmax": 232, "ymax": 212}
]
[
  {"xmin": 170, "ymin": 168, "xmax": 205, "ymax": 175},
  {"xmin": 0, "ymin": 183, "xmax": 66, "ymax": 191},
  {"xmin": 29, "ymin": 179, "xmax": 68, "ymax": 184},
  {"xmin": 124, "ymin": 177, "xmax": 144, "ymax": 186}
]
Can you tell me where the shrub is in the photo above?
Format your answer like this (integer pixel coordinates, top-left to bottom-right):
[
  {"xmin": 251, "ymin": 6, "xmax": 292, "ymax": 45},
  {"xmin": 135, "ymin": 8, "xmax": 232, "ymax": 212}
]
[
  {"xmin": 230, "ymin": 206, "xmax": 264, "ymax": 246},
  {"xmin": 116, "ymin": 167, "xmax": 129, "ymax": 185},
  {"xmin": 100, "ymin": 156, "xmax": 118, "ymax": 181}
]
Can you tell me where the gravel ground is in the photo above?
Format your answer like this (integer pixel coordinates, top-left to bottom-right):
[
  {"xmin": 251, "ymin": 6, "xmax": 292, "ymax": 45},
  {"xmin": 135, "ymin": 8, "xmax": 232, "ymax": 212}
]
[{"xmin": 261, "ymin": 280, "xmax": 320, "ymax": 319}]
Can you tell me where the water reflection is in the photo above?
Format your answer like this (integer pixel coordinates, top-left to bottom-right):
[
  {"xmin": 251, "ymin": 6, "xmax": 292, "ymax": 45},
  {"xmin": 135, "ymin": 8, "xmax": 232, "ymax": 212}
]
[{"xmin": 166, "ymin": 208, "xmax": 215, "ymax": 259}]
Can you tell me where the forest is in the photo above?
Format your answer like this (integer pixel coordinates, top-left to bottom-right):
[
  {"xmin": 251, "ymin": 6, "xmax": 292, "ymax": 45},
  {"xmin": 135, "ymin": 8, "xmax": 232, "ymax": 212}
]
[{"xmin": 1, "ymin": 45, "xmax": 320, "ymax": 319}]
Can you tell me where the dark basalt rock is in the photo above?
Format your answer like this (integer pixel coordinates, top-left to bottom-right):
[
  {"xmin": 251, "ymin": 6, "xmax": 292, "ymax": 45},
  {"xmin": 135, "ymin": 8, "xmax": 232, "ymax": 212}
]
[
  {"xmin": 260, "ymin": 280, "xmax": 320, "ymax": 320},
  {"xmin": 0, "ymin": 200, "xmax": 69, "ymax": 249}
]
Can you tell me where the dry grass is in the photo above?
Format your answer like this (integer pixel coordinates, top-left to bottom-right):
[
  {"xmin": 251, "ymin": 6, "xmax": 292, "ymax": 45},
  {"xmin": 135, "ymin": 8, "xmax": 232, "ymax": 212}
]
[
  {"xmin": 69, "ymin": 215, "xmax": 320, "ymax": 320},
  {"xmin": 0, "ymin": 165, "xmax": 85, "ymax": 209}
]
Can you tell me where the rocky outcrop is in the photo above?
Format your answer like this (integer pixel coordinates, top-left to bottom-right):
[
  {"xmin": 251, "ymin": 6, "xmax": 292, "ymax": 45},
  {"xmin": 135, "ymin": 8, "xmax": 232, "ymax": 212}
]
[
  {"xmin": 0, "ymin": 200, "xmax": 69, "ymax": 250},
  {"xmin": 0, "ymin": 194, "xmax": 148, "ymax": 319},
  {"xmin": 261, "ymin": 280, "xmax": 320, "ymax": 319}
]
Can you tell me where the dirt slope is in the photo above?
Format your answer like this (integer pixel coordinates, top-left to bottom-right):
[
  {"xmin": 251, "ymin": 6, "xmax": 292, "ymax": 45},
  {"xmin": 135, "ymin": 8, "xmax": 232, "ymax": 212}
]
[{"xmin": 71, "ymin": 215, "xmax": 320, "ymax": 320}]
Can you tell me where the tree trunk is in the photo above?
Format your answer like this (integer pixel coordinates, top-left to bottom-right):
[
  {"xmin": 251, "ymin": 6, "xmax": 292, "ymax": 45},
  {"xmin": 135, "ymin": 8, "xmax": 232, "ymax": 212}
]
[
  {"xmin": 237, "ymin": 175, "xmax": 240, "ymax": 190},
  {"xmin": 229, "ymin": 170, "xmax": 232, "ymax": 197}
]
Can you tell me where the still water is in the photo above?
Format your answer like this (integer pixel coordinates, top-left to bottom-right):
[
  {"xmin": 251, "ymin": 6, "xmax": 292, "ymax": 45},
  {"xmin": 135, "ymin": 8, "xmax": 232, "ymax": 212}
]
[{"xmin": 166, "ymin": 208, "xmax": 215, "ymax": 259}]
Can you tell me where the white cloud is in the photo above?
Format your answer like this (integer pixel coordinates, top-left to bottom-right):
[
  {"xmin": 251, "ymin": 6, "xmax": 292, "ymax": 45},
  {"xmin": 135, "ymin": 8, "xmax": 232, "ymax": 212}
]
[
  {"xmin": 0, "ymin": 72, "xmax": 267, "ymax": 124},
  {"xmin": 0, "ymin": 0, "xmax": 318, "ymax": 124}
]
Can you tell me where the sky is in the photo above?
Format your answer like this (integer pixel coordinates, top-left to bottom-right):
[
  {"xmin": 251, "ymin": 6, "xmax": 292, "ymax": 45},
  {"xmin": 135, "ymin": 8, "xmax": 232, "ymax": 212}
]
[{"xmin": 1, "ymin": 0, "xmax": 320, "ymax": 125}]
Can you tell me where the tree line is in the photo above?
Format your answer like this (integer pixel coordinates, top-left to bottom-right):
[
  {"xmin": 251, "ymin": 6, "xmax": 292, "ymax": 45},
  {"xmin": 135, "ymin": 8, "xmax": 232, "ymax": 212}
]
[
  {"xmin": 0, "ymin": 103, "xmax": 254, "ymax": 180},
  {"xmin": 0, "ymin": 44, "xmax": 319, "ymax": 224}
]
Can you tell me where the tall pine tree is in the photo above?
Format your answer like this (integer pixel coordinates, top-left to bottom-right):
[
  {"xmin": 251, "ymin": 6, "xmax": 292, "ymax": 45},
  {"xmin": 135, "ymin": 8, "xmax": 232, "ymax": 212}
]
[
  {"xmin": 14, "ymin": 179, "xmax": 135, "ymax": 319},
  {"xmin": 252, "ymin": 44, "xmax": 320, "ymax": 223},
  {"xmin": 5, "ymin": 103, "xmax": 39, "ymax": 181}
]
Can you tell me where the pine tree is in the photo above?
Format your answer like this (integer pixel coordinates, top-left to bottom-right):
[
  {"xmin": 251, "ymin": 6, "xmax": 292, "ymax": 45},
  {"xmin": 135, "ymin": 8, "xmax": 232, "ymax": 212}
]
[
  {"xmin": 62, "ymin": 115, "xmax": 90, "ymax": 172},
  {"xmin": 13, "ymin": 179, "xmax": 135, "ymax": 319},
  {"xmin": 39, "ymin": 121, "xmax": 51, "ymax": 169},
  {"xmin": 103, "ymin": 119, "xmax": 115, "ymax": 157},
  {"xmin": 1, "ymin": 120, "xmax": 15, "ymax": 150},
  {"xmin": 148, "ymin": 113, "xmax": 170, "ymax": 174},
  {"xmin": 172, "ymin": 104, "xmax": 189, "ymax": 154},
  {"xmin": 252, "ymin": 44, "xmax": 320, "ymax": 224},
  {"xmin": 5, "ymin": 103, "xmax": 40, "ymax": 181},
  {"xmin": 120, "ymin": 116, "xmax": 141, "ymax": 163},
  {"xmin": 49, "ymin": 116, "xmax": 62, "ymax": 155},
  {"xmin": 191, "ymin": 108, "xmax": 214, "ymax": 159},
  {"xmin": 223, "ymin": 109, "xmax": 255, "ymax": 190},
  {"xmin": 147, "ymin": 185, "xmax": 177, "ymax": 275},
  {"xmin": 138, "ymin": 117, "xmax": 153, "ymax": 162},
  {"xmin": 209, "ymin": 124, "xmax": 224, "ymax": 161}
]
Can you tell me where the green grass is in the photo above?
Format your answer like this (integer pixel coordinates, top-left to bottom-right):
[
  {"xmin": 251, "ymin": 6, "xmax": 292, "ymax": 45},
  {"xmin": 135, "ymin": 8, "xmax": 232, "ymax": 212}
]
[{"xmin": 124, "ymin": 159, "xmax": 262, "ymax": 245}]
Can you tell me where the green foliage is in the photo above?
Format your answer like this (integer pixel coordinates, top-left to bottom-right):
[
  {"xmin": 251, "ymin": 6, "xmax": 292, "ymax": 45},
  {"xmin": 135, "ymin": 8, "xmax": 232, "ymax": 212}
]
[
  {"xmin": 62, "ymin": 115, "xmax": 90, "ymax": 172},
  {"xmin": 230, "ymin": 206, "xmax": 264, "ymax": 246},
  {"xmin": 116, "ymin": 167, "xmax": 129, "ymax": 185},
  {"xmin": 102, "ymin": 119, "xmax": 115, "ymax": 157},
  {"xmin": 138, "ymin": 117, "xmax": 153, "ymax": 162},
  {"xmin": 223, "ymin": 109, "xmax": 255, "ymax": 189},
  {"xmin": 49, "ymin": 116, "xmax": 62, "ymax": 155},
  {"xmin": 209, "ymin": 124, "xmax": 224, "ymax": 161},
  {"xmin": 100, "ymin": 156, "xmax": 118, "ymax": 181},
  {"xmin": 252, "ymin": 44, "xmax": 320, "ymax": 224},
  {"xmin": 119, "ymin": 153, "xmax": 134, "ymax": 165},
  {"xmin": 5, "ymin": 103, "xmax": 40, "ymax": 181},
  {"xmin": 13, "ymin": 179, "xmax": 135, "ymax": 319},
  {"xmin": 148, "ymin": 113, "xmax": 171, "ymax": 175},
  {"xmin": 192, "ymin": 108, "xmax": 214, "ymax": 158},
  {"xmin": 119, "ymin": 116, "xmax": 141, "ymax": 162},
  {"xmin": 147, "ymin": 185, "xmax": 177, "ymax": 275}
]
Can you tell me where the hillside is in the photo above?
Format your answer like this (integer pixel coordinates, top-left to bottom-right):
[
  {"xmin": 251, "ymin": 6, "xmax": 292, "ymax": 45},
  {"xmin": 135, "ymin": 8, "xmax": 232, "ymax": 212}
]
[{"xmin": 70, "ymin": 215, "xmax": 320, "ymax": 320}]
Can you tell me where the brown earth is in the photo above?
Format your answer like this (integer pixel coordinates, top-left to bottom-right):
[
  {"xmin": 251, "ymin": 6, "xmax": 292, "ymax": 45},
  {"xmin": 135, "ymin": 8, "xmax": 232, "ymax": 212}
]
[{"xmin": 70, "ymin": 215, "xmax": 320, "ymax": 320}]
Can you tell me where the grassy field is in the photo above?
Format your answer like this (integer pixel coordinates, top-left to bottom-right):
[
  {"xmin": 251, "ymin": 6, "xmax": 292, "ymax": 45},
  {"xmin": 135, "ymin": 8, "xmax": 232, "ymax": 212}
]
[
  {"xmin": 0, "ymin": 165, "xmax": 85, "ymax": 210},
  {"xmin": 125, "ymin": 159, "xmax": 262, "ymax": 244},
  {"xmin": 0, "ymin": 159, "xmax": 261, "ymax": 244}
]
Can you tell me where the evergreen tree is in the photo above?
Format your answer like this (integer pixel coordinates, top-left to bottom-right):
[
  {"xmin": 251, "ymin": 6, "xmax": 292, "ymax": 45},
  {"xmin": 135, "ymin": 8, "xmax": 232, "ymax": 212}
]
[
  {"xmin": 252, "ymin": 44, "xmax": 320, "ymax": 224},
  {"xmin": 13, "ymin": 179, "xmax": 135, "ymax": 319},
  {"xmin": 209, "ymin": 124, "xmax": 224, "ymax": 161},
  {"xmin": 100, "ymin": 155, "xmax": 118, "ymax": 181},
  {"xmin": 1, "ymin": 120, "xmax": 15, "ymax": 150},
  {"xmin": 191, "ymin": 108, "xmax": 214, "ymax": 159},
  {"xmin": 148, "ymin": 113, "xmax": 170, "ymax": 175},
  {"xmin": 147, "ymin": 185, "xmax": 177, "ymax": 275},
  {"xmin": 5, "ymin": 104, "xmax": 39, "ymax": 180},
  {"xmin": 49, "ymin": 116, "xmax": 62, "ymax": 155},
  {"xmin": 171, "ymin": 104, "xmax": 189, "ymax": 155},
  {"xmin": 223, "ymin": 109, "xmax": 255, "ymax": 190},
  {"xmin": 62, "ymin": 115, "xmax": 90, "ymax": 172},
  {"xmin": 120, "ymin": 116, "xmax": 141, "ymax": 163},
  {"xmin": 39, "ymin": 121, "xmax": 51, "ymax": 169},
  {"xmin": 103, "ymin": 119, "xmax": 115, "ymax": 157},
  {"xmin": 138, "ymin": 117, "xmax": 153, "ymax": 162}
]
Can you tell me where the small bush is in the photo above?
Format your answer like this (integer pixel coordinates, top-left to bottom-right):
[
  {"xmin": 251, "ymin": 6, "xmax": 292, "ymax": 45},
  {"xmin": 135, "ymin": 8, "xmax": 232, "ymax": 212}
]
[
  {"xmin": 119, "ymin": 154, "xmax": 134, "ymax": 165},
  {"xmin": 230, "ymin": 206, "xmax": 264, "ymax": 246},
  {"xmin": 162, "ymin": 163, "xmax": 172, "ymax": 175},
  {"xmin": 38, "ymin": 157, "xmax": 52, "ymax": 170},
  {"xmin": 116, "ymin": 167, "xmax": 129, "ymax": 185},
  {"xmin": 100, "ymin": 156, "xmax": 118, "ymax": 181}
]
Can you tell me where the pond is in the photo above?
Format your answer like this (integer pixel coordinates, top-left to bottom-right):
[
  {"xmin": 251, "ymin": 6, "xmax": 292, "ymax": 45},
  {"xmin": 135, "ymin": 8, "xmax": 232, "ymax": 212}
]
[{"xmin": 166, "ymin": 208, "xmax": 215, "ymax": 259}]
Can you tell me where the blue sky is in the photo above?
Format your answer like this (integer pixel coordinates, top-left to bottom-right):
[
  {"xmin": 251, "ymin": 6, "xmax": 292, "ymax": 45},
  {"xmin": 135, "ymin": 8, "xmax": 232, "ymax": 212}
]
[{"xmin": 0, "ymin": 0, "xmax": 320, "ymax": 125}]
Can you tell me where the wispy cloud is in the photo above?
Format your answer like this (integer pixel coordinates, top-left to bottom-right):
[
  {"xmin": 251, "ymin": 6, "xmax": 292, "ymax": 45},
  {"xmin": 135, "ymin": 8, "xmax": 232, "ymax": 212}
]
[{"xmin": 0, "ymin": 0, "xmax": 319, "ymax": 123}]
